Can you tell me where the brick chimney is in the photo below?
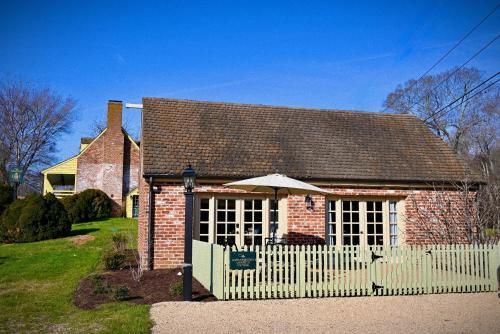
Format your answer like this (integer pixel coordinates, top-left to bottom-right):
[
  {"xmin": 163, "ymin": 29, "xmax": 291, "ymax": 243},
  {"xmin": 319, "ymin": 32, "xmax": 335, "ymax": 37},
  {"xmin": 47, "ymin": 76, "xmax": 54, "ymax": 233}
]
[{"xmin": 107, "ymin": 100, "xmax": 123, "ymax": 133}]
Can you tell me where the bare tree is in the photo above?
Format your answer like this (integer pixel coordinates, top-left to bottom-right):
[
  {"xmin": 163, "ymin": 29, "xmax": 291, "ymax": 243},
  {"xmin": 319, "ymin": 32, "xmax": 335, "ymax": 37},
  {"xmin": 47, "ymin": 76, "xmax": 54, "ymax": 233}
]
[
  {"xmin": 385, "ymin": 67, "xmax": 499, "ymax": 242},
  {"xmin": 407, "ymin": 178, "xmax": 499, "ymax": 245},
  {"xmin": 384, "ymin": 67, "xmax": 499, "ymax": 157},
  {"xmin": 0, "ymin": 79, "xmax": 76, "ymax": 188}
]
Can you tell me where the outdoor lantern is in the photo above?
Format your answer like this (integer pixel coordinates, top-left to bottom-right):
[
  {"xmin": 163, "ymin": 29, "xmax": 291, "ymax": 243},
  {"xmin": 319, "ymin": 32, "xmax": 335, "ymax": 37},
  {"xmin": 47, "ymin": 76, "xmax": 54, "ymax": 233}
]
[
  {"xmin": 182, "ymin": 164, "xmax": 196, "ymax": 192},
  {"xmin": 305, "ymin": 194, "xmax": 313, "ymax": 210}
]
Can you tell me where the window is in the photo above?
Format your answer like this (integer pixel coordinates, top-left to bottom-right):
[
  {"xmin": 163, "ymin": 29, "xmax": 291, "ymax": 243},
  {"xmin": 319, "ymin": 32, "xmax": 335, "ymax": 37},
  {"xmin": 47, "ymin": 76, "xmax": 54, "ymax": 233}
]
[
  {"xmin": 199, "ymin": 198, "xmax": 210, "ymax": 242},
  {"xmin": 216, "ymin": 199, "xmax": 237, "ymax": 245},
  {"xmin": 328, "ymin": 199, "xmax": 402, "ymax": 246},
  {"xmin": 195, "ymin": 197, "xmax": 282, "ymax": 247},
  {"xmin": 243, "ymin": 199, "xmax": 263, "ymax": 245},
  {"xmin": 342, "ymin": 200, "xmax": 360, "ymax": 245},
  {"xmin": 389, "ymin": 201, "xmax": 398, "ymax": 246},
  {"xmin": 366, "ymin": 201, "xmax": 383, "ymax": 245},
  {"xmin": 327, "ymin": 200, "xmax": 336, "ymax": 245}
]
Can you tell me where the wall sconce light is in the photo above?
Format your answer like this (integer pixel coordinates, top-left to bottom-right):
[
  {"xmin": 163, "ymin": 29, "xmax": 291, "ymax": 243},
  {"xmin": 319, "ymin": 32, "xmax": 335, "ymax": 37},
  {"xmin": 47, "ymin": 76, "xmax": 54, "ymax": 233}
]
[
  {"xmin": 152, "ymin": 185, "xmax": 162, "ymax": 194},
  {"xmin": 305, "ymin": 195, "xmax": 314, "ymax": 210}
]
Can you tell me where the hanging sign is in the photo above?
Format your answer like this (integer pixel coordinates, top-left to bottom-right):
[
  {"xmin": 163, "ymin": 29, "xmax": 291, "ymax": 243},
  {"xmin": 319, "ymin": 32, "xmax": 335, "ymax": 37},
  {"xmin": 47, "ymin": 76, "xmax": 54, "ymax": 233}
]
[{"xmin": 229, "ymin": 251, "xmax": 256, "ymax": 270}]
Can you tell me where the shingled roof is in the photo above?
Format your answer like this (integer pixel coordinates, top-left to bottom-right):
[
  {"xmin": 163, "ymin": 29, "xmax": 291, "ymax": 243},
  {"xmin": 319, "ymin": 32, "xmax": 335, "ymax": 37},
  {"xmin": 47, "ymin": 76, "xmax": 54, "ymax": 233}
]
[{"xmin": 142, "ymin": 98, "xmax": 479, "ymax": 183}]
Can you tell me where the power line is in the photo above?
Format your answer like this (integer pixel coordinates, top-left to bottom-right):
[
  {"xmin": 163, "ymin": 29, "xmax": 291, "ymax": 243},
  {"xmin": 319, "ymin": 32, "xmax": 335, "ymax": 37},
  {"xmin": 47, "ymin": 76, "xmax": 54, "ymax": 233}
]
[
  {"xmin": 400, "ymin": 3, "xmax": 499, "ymax": 102},
  {"xmin": 423, "ymin": 71, "xmax": 500, "ymax": 123},
  {"xmin": 403, "ymin": 34, "xmax": 499, "ymax": 113}
]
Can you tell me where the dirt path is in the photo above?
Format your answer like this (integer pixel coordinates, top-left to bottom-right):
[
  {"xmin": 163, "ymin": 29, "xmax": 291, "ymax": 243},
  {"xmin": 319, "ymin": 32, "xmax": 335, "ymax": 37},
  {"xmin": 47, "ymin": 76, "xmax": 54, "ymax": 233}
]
[{"xmin": 151, "ymin": 293, "xmax": 499, "ymax": 334}]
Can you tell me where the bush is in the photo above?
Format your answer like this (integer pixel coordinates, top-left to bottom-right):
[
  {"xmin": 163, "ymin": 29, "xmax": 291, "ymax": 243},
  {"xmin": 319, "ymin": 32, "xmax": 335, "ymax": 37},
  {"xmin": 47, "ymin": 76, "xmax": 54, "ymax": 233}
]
[
  {"xmin": 170, "ymin": 282, "xmax": 183, "ymax": 296},
  {"xmin": 111, "ymin": 232, "xmax": 129, "ymax": 252},
  {"xmin": 103, "ymin": 250, "xmax": 126, "ymax": 270},
  {"xmin": 0, "ymin": 184, "xmax": 13, "ymax": 214},
  {"xmin": 61, "ymin": 189, "xmax": 113, "ymax": 223},
  {"xmin": 0, "ymin": 193, "xmax": 71, "ymax": 243}
]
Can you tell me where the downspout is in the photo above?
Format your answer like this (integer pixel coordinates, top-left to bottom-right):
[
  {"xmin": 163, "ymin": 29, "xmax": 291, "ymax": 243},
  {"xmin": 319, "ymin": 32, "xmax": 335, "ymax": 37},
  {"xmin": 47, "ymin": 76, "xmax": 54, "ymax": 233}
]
[{"xmin": 147, "ymin": 176, "xmax": 155, "ymax": 270}]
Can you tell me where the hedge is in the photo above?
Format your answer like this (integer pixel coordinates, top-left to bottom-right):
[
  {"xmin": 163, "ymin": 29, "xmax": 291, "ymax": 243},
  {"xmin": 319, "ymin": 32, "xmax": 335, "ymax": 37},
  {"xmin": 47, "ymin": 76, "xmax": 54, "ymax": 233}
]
[
  {"xmin": 0, "ymin": 184, "xmax": 14, "ymax": 214},
  {"xmin": 61, "ymin": 189, "xmax": 113, "ymax": 223},
  {"xmin": 0, "ymin": 193, "xmax": 71, "ymax": 243}
]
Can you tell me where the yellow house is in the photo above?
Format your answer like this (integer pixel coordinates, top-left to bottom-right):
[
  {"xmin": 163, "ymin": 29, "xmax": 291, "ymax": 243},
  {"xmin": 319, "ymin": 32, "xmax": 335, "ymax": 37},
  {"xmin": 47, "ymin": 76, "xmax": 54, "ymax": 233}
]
[{"xmin": 41, "ymin": 101, "xmax": 140, "ymax": 218}]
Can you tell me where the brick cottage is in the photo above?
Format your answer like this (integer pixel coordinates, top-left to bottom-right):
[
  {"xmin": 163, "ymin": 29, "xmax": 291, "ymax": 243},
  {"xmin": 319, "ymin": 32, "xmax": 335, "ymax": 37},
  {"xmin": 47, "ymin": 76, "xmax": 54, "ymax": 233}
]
[{"xmin": 137, "ymin": 98, "xmax": 482, "ymax": 269}]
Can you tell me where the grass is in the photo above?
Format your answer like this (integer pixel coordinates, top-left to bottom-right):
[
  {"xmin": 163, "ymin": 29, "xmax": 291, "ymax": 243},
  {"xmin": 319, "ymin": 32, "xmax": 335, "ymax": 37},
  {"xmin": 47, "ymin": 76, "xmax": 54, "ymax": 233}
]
[{"xmin": 0, "ymin": 218, "xmax": 151, "ymax": 333}]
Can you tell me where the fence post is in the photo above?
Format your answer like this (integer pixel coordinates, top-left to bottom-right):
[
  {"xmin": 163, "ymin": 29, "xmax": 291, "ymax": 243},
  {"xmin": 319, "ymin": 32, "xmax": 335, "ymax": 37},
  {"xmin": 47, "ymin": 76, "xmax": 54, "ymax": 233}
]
[
  {"xmin": 299, "ymin": 245, "xmax": 306, "ymax": 297},
  {"xmin": 489, "ymin": 242, "xmax": 500, "ymax": 292},
  {"xmin": 212, "ymin": 244, "xmax": 225, "ymax": 300}
]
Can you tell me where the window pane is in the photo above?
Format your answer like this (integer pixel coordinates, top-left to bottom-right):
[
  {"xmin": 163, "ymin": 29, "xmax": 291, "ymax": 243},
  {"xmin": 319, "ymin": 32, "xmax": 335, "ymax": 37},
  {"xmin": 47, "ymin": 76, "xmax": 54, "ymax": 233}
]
[
  {"xmin": 390, "ymin": 213, "xmax": 397, "ymax": 223},
  {"xmin": 352, "ymin": 224, "xmax": 359, "ymax": 234},
  {"xmin": 244, "ymin": 236, "xmax": 252, "ymax": 246},
  {"xmin": 216, "ymin": 236, "xmax": 225, "ymax": 244},
  {"xmin": 200, "ymin": 211, "xmax": 209, "ymax": 222},
  {"xmin": 329, "ymin": 201, "xmax": 335, "ymax": 211},
  {"xmin": 367, "ymin": 213, "xmax": 374, "ymax": 223},
  {"xmin": 343, "ymin": 201, "xmax": 350, "ymax": 211},
  {"xmin": 389, "ymin": 201, "xmax": 396, "ymax": 212},
  {"xmin": 244, "ymin": 211, "xmax": 252, "ymax": 222},
  {"xmin": 227, "ymin": 211, "xmax": 236, "ymax": 222},
  {"xmin": 270, "ymin": 211, "xmax": 278, "ymax": 222},
  {"xmin": 352, "ymin": 201, "xmax": 359, "ymax": 211},
  {"xmin": 244, "ymin": 224, "xmax": 253, "ymax": 234},
  {"xmin": 201, "ymin": 198, "xmax": 209, "ymax": 209},
  {"xmin": 217, "ymin": 200, "xmax": 225, "ymax": 210},
  {"xmin": 367, "ymin": 224, "xmax": 374, "ymax": 234},
  {"xmin": 329, "ymin": 212, "xmax": 336, "ymax": 223},
  {"xmin": 244, "ymin": 200, "xmax": 252, "ymax": 210},
  {"xmin": 254, "ymin": 211, "xmax": 262, "ymax": 222},
  {"xmin": 352, "ymin": 212, "xmax": 359, "ymax": 222},
  {"xmin": 200, "ymin": 235, "xmax": 208, "ymax": 242},
  {"xmin": 343, "ymin": 224, "xmax": 351, "ymax": 234},
  {"xmin": 227, "ymin": 236, "xmax": 236, "ymax": 245},
  {"xmin": 352, "ymin": 236, "xmax": 360, "ymax": 245},
  {"xmin": 376, "ymin": 212, "xmax": 383, "ymax": 222},
  {"xmin": 375, "ymin": 201, "xmax": 382, "ymax": 211},
  {"xmin": 254, "ymin": 200, "xmax": 262, "ymax": 210},
  {"xmin": 200, "ymin": 223, "xmax": 209, "ymax": 234},
  {"xmin": 227, "ymin": 200, "xmax": 236, "ymax": 210},
  {"xmin": 217, "ymin": 211, "xmax": 225, "ymax": 222},
  {"xmin": 376, "ymin": 224, "xmax": 383, "ymax": 234},
  {"xmin": 367, "ymin": 201, "xmax": 373, "ymax": 211},
  {"xmin": 343, "ymin": 236, "xmax": 351, "ymax": 245},
  {"xmin": 217, "ymin": 224, "xmax": 225, "ymax": 234},
  {"xmin": 390, "ymin": 224, "xmax": 397, "ymax": 235},
  {"xmin": 368, "ymin": 236, "xmax": 374, "ymax": 245},
  {"xmin": 254, "ymin": 236, "xmax": 262, "ymax": 245},
  {"xmin": 328, "ymin": 224, "xmax": 335, "ymax": 234},
  {"xmin": 254, "ymin": 224, "xmax": 262, "ymax": 234},
  {"xmin": 343, "ymin": 212, "xmax": 350, "ymax": 223},
  {"xmin": 376, "ymin": 235, "xmax": 384, "ymax": 245}
]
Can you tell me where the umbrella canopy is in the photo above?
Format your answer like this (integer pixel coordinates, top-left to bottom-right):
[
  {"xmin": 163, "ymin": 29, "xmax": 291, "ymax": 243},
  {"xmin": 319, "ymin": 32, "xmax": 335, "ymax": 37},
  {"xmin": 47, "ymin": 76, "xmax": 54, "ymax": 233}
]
[
  {"xmin": 224, "ymin": 174, "xmax": 331, "ymax": 195},
  {"xmin": 224, "ymin": 174, "xmax": 330, "ymax": 243}
]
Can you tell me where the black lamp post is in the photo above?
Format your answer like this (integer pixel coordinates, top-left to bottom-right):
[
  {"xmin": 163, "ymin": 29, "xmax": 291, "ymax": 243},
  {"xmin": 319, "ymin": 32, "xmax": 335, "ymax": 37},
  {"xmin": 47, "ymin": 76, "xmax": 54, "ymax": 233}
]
[
  {"xmin": 8, "ymin": 166, "xmax": 24, "ymax": 200},
  {"xmin": 182, "ymin": 164, "xmax": 196, "ymax": 301}
]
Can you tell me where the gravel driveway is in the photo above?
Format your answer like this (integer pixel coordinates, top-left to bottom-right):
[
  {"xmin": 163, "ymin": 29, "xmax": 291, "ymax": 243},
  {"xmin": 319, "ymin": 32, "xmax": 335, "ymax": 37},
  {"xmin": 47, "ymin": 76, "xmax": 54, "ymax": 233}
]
[{"xmin": 151, "ymin": 293, "xmax": 499, "ymax": 334}]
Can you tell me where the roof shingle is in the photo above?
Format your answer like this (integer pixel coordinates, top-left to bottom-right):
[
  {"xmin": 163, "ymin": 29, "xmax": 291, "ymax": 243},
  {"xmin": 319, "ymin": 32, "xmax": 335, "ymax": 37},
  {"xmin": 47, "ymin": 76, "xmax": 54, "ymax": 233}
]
[{"xmin": 142, "ymin": 98, "xmax": 479, "ymax": 183}]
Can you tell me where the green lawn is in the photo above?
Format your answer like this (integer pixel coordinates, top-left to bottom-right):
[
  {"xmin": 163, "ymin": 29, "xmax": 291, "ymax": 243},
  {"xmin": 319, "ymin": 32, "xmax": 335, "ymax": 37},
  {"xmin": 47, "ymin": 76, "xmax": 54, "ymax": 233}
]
[{"xmin": 0, "ymin": 218, "xmax": 151, "ymax": 333}]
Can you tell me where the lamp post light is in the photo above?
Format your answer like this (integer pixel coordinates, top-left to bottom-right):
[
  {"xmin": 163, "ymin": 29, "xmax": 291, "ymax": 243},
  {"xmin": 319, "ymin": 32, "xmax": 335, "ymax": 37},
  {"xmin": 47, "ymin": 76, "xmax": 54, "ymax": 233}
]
[
  {"xmin": 182, "ymin": 164, "xmax": 196, "ymax": 301},
  {"xmin": 8, "ymin": 166, "xmax": 24, "ymax": 200}
]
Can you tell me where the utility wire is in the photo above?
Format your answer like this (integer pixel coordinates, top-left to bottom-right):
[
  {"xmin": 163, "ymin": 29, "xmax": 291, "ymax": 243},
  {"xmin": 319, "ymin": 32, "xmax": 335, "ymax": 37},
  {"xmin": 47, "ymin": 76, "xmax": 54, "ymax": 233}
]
[
  {"xmin": 403, "ymin": 34, "xmax": 499, "ymax": 113},
  {"xmin": 423, "ymin": 71, "xmax": 500, "ymax": 123},
  {"xmin": 405, "ymin": 3, "xmax": 499, "ymax": 94}
]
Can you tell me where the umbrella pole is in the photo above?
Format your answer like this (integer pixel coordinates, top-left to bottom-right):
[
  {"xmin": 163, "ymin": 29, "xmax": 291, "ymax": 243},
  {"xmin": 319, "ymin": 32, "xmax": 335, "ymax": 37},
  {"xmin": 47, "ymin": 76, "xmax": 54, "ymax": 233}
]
[{"xmin": 272, "ymin": 187, "xmax": 278, "ymax": 242}]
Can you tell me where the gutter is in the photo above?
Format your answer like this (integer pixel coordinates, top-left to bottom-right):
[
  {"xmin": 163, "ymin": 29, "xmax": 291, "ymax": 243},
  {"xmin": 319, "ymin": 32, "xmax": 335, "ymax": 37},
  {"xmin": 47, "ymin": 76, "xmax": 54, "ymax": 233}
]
[{"xmin": 147, "ymin": 176, "xmax": 155, "ymax": 270}]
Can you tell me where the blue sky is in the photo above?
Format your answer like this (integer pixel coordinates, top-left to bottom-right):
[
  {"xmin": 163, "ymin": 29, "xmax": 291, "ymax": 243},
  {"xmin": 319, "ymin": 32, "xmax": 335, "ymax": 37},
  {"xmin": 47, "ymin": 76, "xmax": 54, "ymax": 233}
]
[{"xmin": 1, "ymin": 0, "xmax": 499, "ymax": 162}]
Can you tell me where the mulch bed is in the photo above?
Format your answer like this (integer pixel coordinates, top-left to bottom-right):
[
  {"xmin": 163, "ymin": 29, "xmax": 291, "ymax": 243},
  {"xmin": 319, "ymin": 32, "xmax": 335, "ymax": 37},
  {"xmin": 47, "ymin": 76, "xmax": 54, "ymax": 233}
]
[{"xmin": 74, "ymin": 263, "xmax": 216, "ymax": 309}]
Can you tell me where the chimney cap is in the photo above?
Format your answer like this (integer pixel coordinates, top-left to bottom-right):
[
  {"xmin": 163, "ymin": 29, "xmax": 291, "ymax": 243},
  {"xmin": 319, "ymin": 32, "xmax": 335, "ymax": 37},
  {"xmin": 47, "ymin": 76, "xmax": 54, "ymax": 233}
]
[{"xmin": 108, "ymin": 100, "xmax": 123, "ymax": 104}]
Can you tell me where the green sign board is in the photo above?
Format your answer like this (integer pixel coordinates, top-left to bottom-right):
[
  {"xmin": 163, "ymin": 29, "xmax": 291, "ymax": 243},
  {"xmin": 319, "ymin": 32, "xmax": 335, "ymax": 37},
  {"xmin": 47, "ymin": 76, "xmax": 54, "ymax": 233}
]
[
  {"xmin": 230, "ymin": 251, "xmax": 256, "ymax": 270},
  {"xmin": 8, "ymin": 166, "xmax": 24, "ymax": 184}
]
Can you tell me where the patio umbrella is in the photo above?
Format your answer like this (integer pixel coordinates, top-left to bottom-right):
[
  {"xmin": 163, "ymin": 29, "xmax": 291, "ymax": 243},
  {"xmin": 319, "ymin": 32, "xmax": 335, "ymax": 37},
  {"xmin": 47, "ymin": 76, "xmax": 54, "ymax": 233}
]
[{"xmin": 224, "ymin": 174, "xmax": 331, "ymax": 242}]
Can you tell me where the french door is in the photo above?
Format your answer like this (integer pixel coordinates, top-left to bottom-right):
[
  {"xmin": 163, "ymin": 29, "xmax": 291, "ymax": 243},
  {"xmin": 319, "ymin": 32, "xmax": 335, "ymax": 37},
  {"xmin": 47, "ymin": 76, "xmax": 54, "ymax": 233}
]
[{"xmin": 329, "ymin": 199, "xmax": 400, "ymax": 246}]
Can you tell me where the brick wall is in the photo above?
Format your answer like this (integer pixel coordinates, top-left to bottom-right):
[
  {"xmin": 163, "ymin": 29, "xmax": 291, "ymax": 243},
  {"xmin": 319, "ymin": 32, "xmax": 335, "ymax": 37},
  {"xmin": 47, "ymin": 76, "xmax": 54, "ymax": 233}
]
[
  {"xmin": 138, "ymin": 182, "xmax": 474, "ymax": 269},
  {"xmin": 75, "ymin": 101, "xmax": 140, "ymax": 215}
]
